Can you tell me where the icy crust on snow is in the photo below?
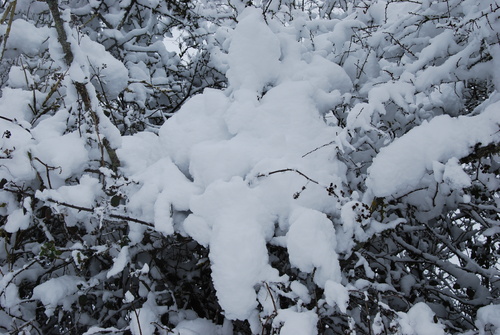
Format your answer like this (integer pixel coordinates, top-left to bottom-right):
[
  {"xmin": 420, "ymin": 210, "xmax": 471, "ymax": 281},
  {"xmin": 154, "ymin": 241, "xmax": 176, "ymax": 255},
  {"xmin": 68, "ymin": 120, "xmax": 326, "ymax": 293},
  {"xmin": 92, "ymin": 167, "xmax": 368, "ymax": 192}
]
[{"xmin": 367, "ymin": 98, "xmax": 500, "ymax": 197}]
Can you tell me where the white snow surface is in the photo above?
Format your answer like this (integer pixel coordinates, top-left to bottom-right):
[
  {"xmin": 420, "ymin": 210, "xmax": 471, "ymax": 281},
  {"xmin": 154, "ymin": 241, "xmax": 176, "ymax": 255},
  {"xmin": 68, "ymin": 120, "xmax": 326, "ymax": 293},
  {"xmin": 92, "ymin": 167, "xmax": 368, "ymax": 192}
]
[
  {"xmin": 287, "ymin": 207, "xmax": 341, "ymax": 287},
  {"xmin": 185, "ymin": 177, "xmax": 283, "ymax": 320},
  {"xmin": 107, "ymin": 246, "xmax": 130, "ymax": 278},
  {"xmin": 36, "ymin": 175, "xmax": 103, "ymax": 209},
  {"xmin": 397, "ymin": 302, "xmax": 445, "ymax": 335},
  {"xmin": 4, "ymin": 201, "xmax": 31, "ymax": 233},
  {"xmin": 0, "ymin": 87, "xmax": 35, "ymax": 121},
  {"xmin": 77, "ymin": 34, "xmax": 129, "ymax": 99},
  {"xmin": 367, "ymin": 98, "xmax": 500, "ymax": 197},
  {"xmin": 324, "ymin": 280, "xmax": 349, "ymax": 313},
  {"xmin": 1, "ymin": 2, "xmax": 499, "ymax": 334},
  {"xmin": 476, "ymin": 304, "xmax": 500, "ymax": 335},
  {"xmin": 151, "ymin": 6, "xmax": 353, "ymax": 321},
  {"xmin": 3, "ymin": 19, "xmax": 50, "ymax": 57},
  {"xmin": 130, "ymin": 293, "xmax": 165, "ymax": 335},
  {"xmin": 173, "ymin": 319, "xmax": 221, "ymax": 335},
  {"xmin": 32, "ymin": 275, "xmax": 85, "ymax": 317},
  {"xmin": 273, "ymin": 308, "xmax": 318, "ymax": 335},
  {"xmin": 226, "ymin": 8, "xmax": 280, "ymax": 93},
  {"xmin": 4, "ymin": 4, "xmax": 495, "ymax": 333}
]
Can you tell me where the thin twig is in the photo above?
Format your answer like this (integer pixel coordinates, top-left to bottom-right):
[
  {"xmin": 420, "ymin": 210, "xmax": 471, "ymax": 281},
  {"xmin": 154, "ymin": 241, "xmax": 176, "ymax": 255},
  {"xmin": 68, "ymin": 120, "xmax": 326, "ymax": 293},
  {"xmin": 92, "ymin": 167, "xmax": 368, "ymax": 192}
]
[
  {"xmin": 302, "ymin": 140, "xmax": 336, "ymax": 158},
  {"xmin": 257, "ymin": 168, "xmax": 320, "ymax": 185}
]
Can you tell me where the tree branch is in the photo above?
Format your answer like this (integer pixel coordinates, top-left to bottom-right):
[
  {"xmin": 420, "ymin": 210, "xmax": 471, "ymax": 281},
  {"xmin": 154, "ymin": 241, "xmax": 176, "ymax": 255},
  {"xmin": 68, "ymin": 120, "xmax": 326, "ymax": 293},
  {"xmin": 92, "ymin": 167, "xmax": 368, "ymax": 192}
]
[{"xmin": 45, "ymin": 0, "xmax": 121, "ymax": 172}]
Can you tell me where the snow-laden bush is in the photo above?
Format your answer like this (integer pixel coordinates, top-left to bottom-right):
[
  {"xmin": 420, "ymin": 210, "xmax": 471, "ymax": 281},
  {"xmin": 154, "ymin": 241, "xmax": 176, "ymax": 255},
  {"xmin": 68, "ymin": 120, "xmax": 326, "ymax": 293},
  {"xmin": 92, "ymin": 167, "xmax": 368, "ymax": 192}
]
[{"xmin": 0, "ymin": 0, "xmax": 499, "ymax": 334}]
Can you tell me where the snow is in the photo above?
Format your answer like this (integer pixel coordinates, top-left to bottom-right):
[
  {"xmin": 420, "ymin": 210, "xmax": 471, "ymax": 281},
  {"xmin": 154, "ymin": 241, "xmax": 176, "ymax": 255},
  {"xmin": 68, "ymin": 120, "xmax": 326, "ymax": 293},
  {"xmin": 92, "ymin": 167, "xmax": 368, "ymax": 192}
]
[
  {"xmin": 354, "ymin": 252, "xmax": 375, "ymax": 279},
  {"xmin": 415, "ymin": 40, "xmax": 479, "ymax": 91},
  {"xmin": 491, "ymin": 44, "xmax": 500, "ymax": 92},
  {"xmin": 124, "ymin": 291, "xmax": 135, "ymax": 303},
  {"xmin": 407, "ymin": 30, "xmax": 457, "ymax": 73},
  {"xmin": 273, "ymin": 308, "xmax": 318, "ymax": 335},
  {"xmin": 8, "ymin": 66, "xmax": 34, "ymax": 89},
  {"xmin": 36, "ymin": 175, "xmax": 103, "ymax": 208},
  {"xmin": 32, "ymin": 275, "xmax": 85, "ymax": 317},
  {"xmin": 3, "ymin": 19, "xmax": 50, "ymax": 56},
  {"xmin": 78, "ymin": 34, "xmax": 129, "ymax": 99},
  {"xmin": 400, "ymin": 274, "xmax": 417, "ymax": 296},
  {"xmin": 188, "ymin": 136, "xmax": 259, "ymax": 186},
  {"xmin": 397, "ymin": 302, "xmax": 445, "ymax": 335},
  {"xmin": 280, "ymin": 53, "xmax": 352, "ymax": 96},
  {"xmin": 2, "ymin": 1, "xmax": 497, "ymax": 333},
  {"xmin": 159, "ymin": 89, "xmax": 231, "ymax": 175},
  {"xmin": 4, "ymin": 198, "xmax": 31, "ymax": 233},
  {"xmin": 339, "ymin": 200, "xmax": 370, "ymax": 252},
  {"xmin": 347, "ymin": 103, "xmax": 375, "ymax": 131},
  {"xmin": 348, "ymin": 79, "xmax": 415, "ymax": 132},
  {"xmin": 226, "ymin": 8, "xmax": 281, "ymax": 94},
  {"xmin": 0, "ymin": 87, "xmax": 34, "ymax": 121},
  {"xmin": 116, "ymin": 132, "xmax": 164, "ymax": 176},
  {"xmin": 135, "ymin": 9, "xmax": 358, "ymax": 322},
  {"xmin": 125, "ymin": 157, "xmax": 200, "ymax": 234},
  {"xmin": 82, "ymin": 327, "xmax": 121, "ymax": 335},
  {"xmin": 476, "ymin": 304, "xmax": 500, "ymax": 335},
  {"xmin": 130, "ymin": 293, "xmax": 163, "ymax": 335},
  {"xmin": 47, "ymin": 23, "xmax": 128, "ymax": 100},
  {"xmin": 174, "ymin": 319, "xmax": 220, "ymax": 335},
  {"xmin": 2, "ymin": 282, "xmax": 20, "ymax": 315},
  {"xmin": 71, "ymin": 249, "xmax": 87, "ymax": 269},
  {"xmin": 372, "ymin": 312, "xmax": 384, "ymax": 335},
  {"xmin": 149, "ymin": 8, "xmax": 356, "ymax": 322},
  {"xmin": 290, "ymin": 281, "xmax": 311, "ymax": 304},
  {"xmin": 2, "ymin": 193, "xmax": 31, "ymax": 234},
  {"xmin": 185, "ymin": 177, "xmax": 282, "ymax": 320},
  {"xmin": 287, "ymin": 207, "xmax": 341, "ymax": 287},
  {"xmin": 107, "ymin": 246, "xmax": 130, "ymax": 278},
  {"xmin": 367, "ymin": 98, "xmax": 500, "ymax": 197},
  {"xmin": 30, "ymin": 132, "xmax": 89, "ymax": 186},
  {"xmin": 324, "ymin": 280, "xmax": 349, "ymax": 313},
  {"xmin": 368, "ymin": 1, "xmax": 421, "ymax": 23},
  {"xmin": 442, "ymin": 157, "xmax": 471, "ymax": 189}
]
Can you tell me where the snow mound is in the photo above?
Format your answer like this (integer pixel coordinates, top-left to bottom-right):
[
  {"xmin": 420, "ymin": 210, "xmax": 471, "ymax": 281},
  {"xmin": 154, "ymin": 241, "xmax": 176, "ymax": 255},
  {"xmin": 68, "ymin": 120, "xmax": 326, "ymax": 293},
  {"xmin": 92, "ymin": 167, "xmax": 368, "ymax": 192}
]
[
  {"xmin": 3, "ymin": 19, "xmax": 50, "ymax": 56},
  {"xmin": 153, "ymin": 8, "xmax": 354, "ymax": 322},
  {"xmin": 226, "ymin": 7, "xmax": 281, "ymax": 93},
  {"xmin": 273, "ymin": 308, "xmax": 318, "ymax": 335},
  {"xmin": 476, "ymin": 304, "xmax": 500, "ymax": 335},
  {"xmin": 185, "ymin": 178, "xmax": 282, "ymax": 320},
  {"xmin": 287, "ymin": 207, "xmax": 341, "ymax": 287},
  {"xmin": 32, "ymin": 276, "xmax": 85, "ymax": 317},
  {"xmin": 367, "ymin": 99, "xmax": 500, "ymax": 197},
  {"xmin": 397, "ymin": 302, "xmax": 445, "ymax": 335}
]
